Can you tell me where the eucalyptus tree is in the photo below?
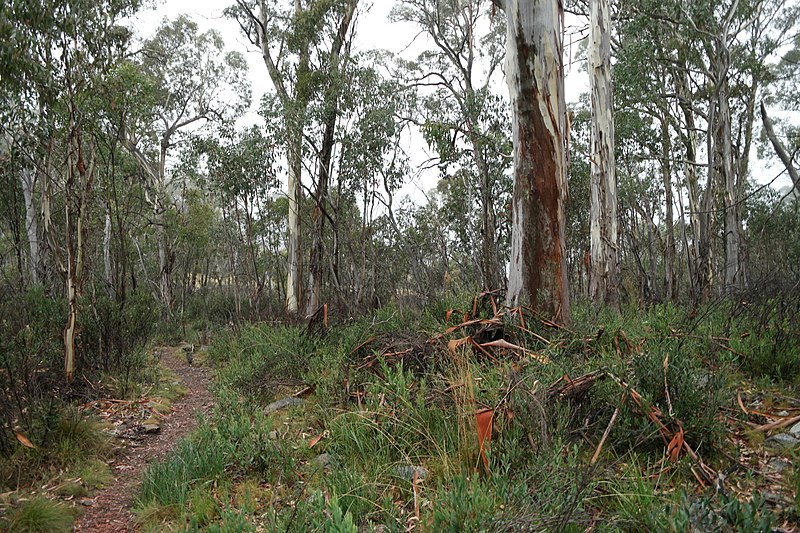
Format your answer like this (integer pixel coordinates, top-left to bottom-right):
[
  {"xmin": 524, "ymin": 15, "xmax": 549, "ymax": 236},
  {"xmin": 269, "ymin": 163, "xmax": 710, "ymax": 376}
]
[
  {"xmin": 612, "ymin": 0, "xmax": 798, "ymax": 303},
  {"xmin": 122, "ymin": 15, "xmax": 250, "ymax": 311},
  {"xmin": 0, "ymin": 0, "xmax": 142, "ymax": 379},
  {"xmin": 392, "ymin": 0, "xmax": 509, "ymax": 293},
  {"xmin": 320, "ymin": 55, "xmax": 414, "ymax": 308},
  {"xmin": 492, "ymin": 0, "xmax": 570, "ymax": 323},
  {"xmin": 588, "ymin": 0, "xmax": 619, "ymax": 309},
  {"xmin": 304, "ymin": 0, "xmax": 358, "ymax": 316},
  {"xmin": 199, "ymin": 126, "xmax": 280, "ymax": 307},
  {"xmin": 228, "ymin": 0, "xmax": 358, "ymax": 314},
  {"xmin": 762, "ymin": 27, "xmax": 800, "ymax": 194}
]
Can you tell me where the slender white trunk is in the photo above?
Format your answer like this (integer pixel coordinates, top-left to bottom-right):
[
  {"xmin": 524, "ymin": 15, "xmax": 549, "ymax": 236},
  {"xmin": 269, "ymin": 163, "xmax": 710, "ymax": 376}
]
[
  {"xmin": 104, "ymin": 206, "xmax": 112, "ymax": 296},
  {"xmin": 156, "ymin": 142, "xmax": 173, "ymax": 310},
  {"xmin": 20, "ymin": 168, "xmax": 40, "ymax": 285},
  {"xmin": 286, "ymin": 118, "xmax": 302, "ymax": 313},
  {"xmin": 717, "ymin": 80, "xmax": 744, "ymax": 292},
  {"xmin": 588, "ymin": 0, "xmax": 619, "ymax": 309}
]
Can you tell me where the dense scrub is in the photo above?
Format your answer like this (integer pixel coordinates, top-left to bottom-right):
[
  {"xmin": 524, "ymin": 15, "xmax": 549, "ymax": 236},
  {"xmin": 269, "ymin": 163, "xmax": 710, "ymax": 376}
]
[{"xmin": 134, "ymin": 293, "xmax": 800, "ymax": 531}]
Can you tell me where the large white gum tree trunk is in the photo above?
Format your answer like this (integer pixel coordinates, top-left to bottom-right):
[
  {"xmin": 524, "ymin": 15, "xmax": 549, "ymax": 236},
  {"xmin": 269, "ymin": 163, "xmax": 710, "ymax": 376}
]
[
  {"xmin": 499, "ymin": 0, "xmax": 570, "ymax": 324},
  {"xmin": 589, "ymin": 0, "xmax": 620, "ymax": 309}
]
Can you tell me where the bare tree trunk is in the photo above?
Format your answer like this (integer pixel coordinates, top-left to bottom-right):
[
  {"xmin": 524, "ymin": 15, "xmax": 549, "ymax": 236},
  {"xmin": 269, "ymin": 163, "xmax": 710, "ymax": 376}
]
[
  {"xmin": 286, "ymin": 117, "xmax": 302, "ymax": 313},
  {"xmin": 715, "ymin": 76, "xmax": 745, "ymax": 292},
  {"xmin": 675, "ymin": 59, "xmax": 713, "ymax": 306},
  {"xmin": 156, "ymin": 142, "xmax": 173, "ymax": 311},
  {"xmin": 470, "ymin": 131, "xmax": 504, "ymax": 292},
  {"xmin": 761, "ymin": 102, "xmax": 800, "ymax": 193},
  {"xmin": 306, "ymin": 0, "xmax": 357, "ymax": 316},
  {"xmin": 588, "ymin": 0, "xmax": 619, "ymax": 310},
  {"xmin": 64, "ymin": 121, "xmax": 96, "ymax": 381},
  {"xmin": 103, "ymin": 205, "xmax": 112, "ymax": 297},
  {"xmin": 659, "ymin": 117, "xmax": 676, "ymax": 301},
  {"xmin": 20, "ymin": 168, "xmax": 41, "ymax": 285},
  {"xmin": 502, "ymin": 0, "xmax": 570, "ymax": 323}
]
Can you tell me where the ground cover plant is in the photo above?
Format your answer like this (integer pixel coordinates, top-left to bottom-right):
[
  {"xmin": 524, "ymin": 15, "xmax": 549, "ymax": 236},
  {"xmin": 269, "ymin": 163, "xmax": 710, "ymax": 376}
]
[{"xmin": 133, "ymin": 292, "xmax": 800, "ymax": 531}]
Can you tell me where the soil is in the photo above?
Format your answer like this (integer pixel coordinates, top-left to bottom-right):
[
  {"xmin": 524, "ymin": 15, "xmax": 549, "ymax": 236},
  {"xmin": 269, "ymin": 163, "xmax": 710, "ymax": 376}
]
[{"xmin": 73, "ymin": 346, "xmax": 213, "ymax": 532}]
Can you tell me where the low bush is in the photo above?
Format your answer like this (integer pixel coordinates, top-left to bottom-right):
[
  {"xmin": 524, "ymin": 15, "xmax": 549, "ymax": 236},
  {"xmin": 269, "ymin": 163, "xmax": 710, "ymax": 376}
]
[{"xmin": 2, "ymin": 496, "xmax": 75, "ymax": 533}]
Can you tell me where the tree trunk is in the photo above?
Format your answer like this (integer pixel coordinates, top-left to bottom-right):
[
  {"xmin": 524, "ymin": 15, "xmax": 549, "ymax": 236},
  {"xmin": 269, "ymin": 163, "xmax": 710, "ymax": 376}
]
[
  {"xmin": 675, "ymin": 59, "xmax": 712, "ymax": 306},
  {"xmin": 716, "ymin": 76, "xmax": 745, "ymax": 293},
  {"xmin": 659, "ymin": 117, "xmax": 676, "ymax": 301},
  {"xmin": 156, "ymin": 142, "xmax": 173, "ymax": 311},
  {"xmin": 20, "ymin": 168, "xmax": 41, "ymax": 285},
  {"xmin": 469, "ymin": 130, "xmax": 504, "ymax": 292},
  {"xmin": 502, "ymin": 0, "xmax": 570, "ymax": 323},
  {"xmin": 761, "ymin": 102, "xmax": 800, "ymax": 193},
  {"xmin": 306, "ymin": 0, "xmax": 357, "ymax": 317},
  {"xmin": 588, "ymin": 0, "xmax": 619, "ymax": 310},
  {"xmin": 63, "ymin": 123, "xmax": 95, "ymax": 380},
  {"xmin": 103, "ymin": 205, "xmax": 112, "ymax": 297},
  {"xmin": 286, "ymin": 116, "xmax": 303, "ymax": 314}
]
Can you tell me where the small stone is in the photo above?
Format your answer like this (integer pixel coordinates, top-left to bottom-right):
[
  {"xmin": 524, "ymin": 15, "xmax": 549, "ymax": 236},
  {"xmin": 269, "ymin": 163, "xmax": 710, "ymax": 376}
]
[
  {"xmin": 777, "ymin": 410, "xmax": 790, "ymax": 417},
  {"xmin": 394, "ymin": 465, "xmax": 429, "ymax": 481},
  {"xmin": 79, "ymin": 498, "xmax": 94, "ymax": 507},
  {"xmin": 312, "ymin": 453, "xmax": 333, "ymax": 469},
  {"xmin": 788, "ymin": 421, "xmax": 800, "ymax": 438},
  {"xmin": 264, "ymin": 397, "xmax": 305, "ymax": 415},
  {"xmin": 142, "ymin": 423, "xmax": 161, "ymax": 434},
  {"xmin": 766, "ymin": 457, "xmax": 790, "ymax": 474},
  {"xmin": 763, "ymin": 491, "xmax": 792, "ymax": 507},
  {"xmin": 268, "ymin": 430, "xmax": 279, "ymax": 440},
  {"xmin": 765, "ymin": 432, "xmax": 800, "ymax": 450}
]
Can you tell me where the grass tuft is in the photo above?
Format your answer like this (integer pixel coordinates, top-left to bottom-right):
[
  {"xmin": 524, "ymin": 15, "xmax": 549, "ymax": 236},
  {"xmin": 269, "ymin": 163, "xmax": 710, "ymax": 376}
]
[{"xmin": 5, "ymin": 496, "xmax": 75, "ymax": 533}]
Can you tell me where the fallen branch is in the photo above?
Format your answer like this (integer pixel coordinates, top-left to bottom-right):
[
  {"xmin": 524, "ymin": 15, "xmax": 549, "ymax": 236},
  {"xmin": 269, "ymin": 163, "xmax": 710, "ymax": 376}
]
[
  {"xmin": 591, "ymin": 406, "xmax": 620, "ymax": 465},
  {"xmin": 754, "ymin": 413, "xmax": 800, "ymax": 433}
]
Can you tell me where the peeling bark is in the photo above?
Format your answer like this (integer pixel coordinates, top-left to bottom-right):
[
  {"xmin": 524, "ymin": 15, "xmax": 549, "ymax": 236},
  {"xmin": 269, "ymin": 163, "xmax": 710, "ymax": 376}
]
[
  {"xmin": 588, "ymin": 0, "xmax": 619, "ymax": 310},
  {"xmin": 502, "ymin": 0, "xmax": 570, "ymax": 323}
]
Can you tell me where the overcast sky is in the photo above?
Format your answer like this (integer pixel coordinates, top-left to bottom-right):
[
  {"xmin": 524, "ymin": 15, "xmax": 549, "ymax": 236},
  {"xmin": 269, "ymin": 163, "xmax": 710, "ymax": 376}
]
[{"xmin": 131, "ymin": 1, "xmax": 793, "ymax": 197}]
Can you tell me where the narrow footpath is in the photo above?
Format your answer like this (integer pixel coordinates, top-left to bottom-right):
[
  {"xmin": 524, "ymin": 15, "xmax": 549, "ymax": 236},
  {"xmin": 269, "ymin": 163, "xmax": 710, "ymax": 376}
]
[{"xmin": 73, "ymin": 347, "xmax": 213, "ymax": 532}]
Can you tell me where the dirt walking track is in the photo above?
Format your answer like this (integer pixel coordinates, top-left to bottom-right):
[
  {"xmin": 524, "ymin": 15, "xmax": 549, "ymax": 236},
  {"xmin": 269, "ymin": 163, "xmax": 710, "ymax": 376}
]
[{"xmin": 73, "ymin": 347, "xmax": 213, "ymax": 532}]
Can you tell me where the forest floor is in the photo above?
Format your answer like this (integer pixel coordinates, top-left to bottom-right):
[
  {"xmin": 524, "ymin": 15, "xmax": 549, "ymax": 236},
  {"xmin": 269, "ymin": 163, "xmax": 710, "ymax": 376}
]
[
  {"xmin": 122, "ymin": 302, "xmax": 799, "ymax": 531},
  {"xmin": 72, "ymin": 346, "xmax": 213, "ymax": 532}
]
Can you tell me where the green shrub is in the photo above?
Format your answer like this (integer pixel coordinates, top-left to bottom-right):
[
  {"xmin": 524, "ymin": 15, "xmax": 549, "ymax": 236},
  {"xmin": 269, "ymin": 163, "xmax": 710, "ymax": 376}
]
[
  {"xmin": 431, "ymin": 475, "xmax": 498, "ymax": 532},
  {"xmin": 135, "ymin": 388, "xmax": 293, "ymax": 527},
  {"xmin": 4, "ymin": 496, "xmax": 74, "ymax": 533}
]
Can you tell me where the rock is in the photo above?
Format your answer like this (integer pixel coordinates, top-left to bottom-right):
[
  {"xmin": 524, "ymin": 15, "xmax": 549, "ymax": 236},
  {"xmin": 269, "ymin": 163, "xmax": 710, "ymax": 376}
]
[
  {"xmin": 268, "ymin": 430, "xmax": 279, "ymax": 440},
  {"xmin": 264, "ymin": 397, "xmax": 305, "ymax": 415},
  {"xmin": 311, "ymin": 453, "xmax": 333, "ymax": 469},
  {"xmin": 394, "ymin": 465, "xmax": 429, "ymax": 481},
  {"xmin": 788, "ymin": 421, "xmax": 800, "ymax": 438},
  {"xmin": 765, "ymin": 432, "xmax": 800, "ymax": 451},
  {"xmin": 79, "ymin": 498, "xmax": 94, "ymax": 507},
  {"xmin": 766, "ymin": 457, "xmax": 790, "ymax": 474},
  {"xmin": 763, "ymin": 491, "xmax": 792, "ymax": 508},
  {"xmin": 777, "ymin": 410, "xmax": 790, "ymax": 417},
  {"xmin": 142, "ymin": 423, "xmax": 161, "ymax": 434}
]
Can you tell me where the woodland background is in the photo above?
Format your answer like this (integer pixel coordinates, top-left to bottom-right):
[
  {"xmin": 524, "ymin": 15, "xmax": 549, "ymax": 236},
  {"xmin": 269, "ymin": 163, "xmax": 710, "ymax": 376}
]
[{"xmin": 2, "ymin": 0, "xmax": 800, "ymax": 531}]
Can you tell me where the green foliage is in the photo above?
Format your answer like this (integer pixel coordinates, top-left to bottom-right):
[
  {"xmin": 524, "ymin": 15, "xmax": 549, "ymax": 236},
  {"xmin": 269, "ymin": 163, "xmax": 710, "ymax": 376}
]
[
  {"xmin": 324, "ymin": 494, "xmax": 358, "ymax": 533},
  {"xmin": 212, "ymin": 324, "xmax": 314, "ymax": 403},
  {"xmin": 430, "ymin": 475, "xmax": 498, "ymax": 532},
  {"xmin": 80, "ymin": 291, "xmax": 159, "ymax": 395},
  {"xmin": 3, "ymin": 496, "xmax": 74, "ymax": 533},
  {"xmin": 729, "ymin": 295, "xmax": 800, "ymax": 382},
  {"xmin": 135, "ymin": 388, "xmax": 293, "ymax": 528}
]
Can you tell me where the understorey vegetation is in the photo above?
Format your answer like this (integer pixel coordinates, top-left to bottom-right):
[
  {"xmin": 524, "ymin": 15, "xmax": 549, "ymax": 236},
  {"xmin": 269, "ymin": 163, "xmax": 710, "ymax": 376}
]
[
  {"xmin": 3, "ymin": 0, "xmax": 800, "ymax": 531},
  {"xmin": 134, "ymin": 289, "xmax": 800, "ymax": 531}
]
